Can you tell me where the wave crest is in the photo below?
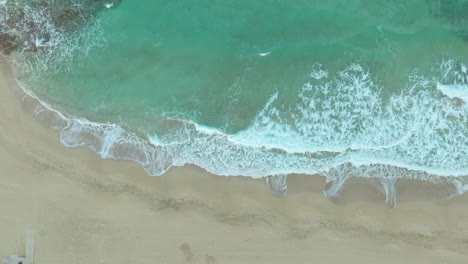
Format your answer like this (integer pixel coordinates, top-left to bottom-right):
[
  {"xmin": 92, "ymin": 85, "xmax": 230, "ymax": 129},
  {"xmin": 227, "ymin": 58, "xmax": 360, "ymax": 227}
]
[
  {"xmin": 14, "ymin": 59, "xmax": 468, "ymax": 207},
  {"xmin": 5, "ymin": 1, "xmax": 467, "ymax": 205}
]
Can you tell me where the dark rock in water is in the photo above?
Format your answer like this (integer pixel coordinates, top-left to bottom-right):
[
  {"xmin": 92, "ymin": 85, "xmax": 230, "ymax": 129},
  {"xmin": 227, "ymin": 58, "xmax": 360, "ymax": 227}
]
[
  {"xmin": 426, "ymin": 0, "xmax": 468, "ymax": 41},
  {"xmin": 460, "ymin": 28, "xmax": 468, "ymax": 42},
  {"xmin": 0, "ymin": 0, "xmax": 122, "ymax": 55},
  {"xmin": 0, "ymin": 33, "xmax": 19, "ymax": 55}
]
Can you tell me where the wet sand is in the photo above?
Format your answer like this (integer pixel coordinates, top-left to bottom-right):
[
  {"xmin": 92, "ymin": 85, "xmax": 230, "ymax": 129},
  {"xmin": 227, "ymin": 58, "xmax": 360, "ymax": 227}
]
[{"xmin": 1, "ymin": 57, "xmax": 468, "ymax": 263}]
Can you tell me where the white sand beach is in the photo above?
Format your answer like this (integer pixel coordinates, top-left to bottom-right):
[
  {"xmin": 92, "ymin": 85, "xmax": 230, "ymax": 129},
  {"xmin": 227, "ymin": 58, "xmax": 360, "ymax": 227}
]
[{"xmin": 1, "ymin": 57, "xmax": 468, "ymax": 263}]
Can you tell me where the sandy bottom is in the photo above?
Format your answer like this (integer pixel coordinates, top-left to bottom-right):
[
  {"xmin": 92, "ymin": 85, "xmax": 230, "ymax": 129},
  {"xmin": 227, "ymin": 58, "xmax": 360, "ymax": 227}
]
[{"xmin": 1, "ymin": 57, "xmax": 468, "ymax": 264}]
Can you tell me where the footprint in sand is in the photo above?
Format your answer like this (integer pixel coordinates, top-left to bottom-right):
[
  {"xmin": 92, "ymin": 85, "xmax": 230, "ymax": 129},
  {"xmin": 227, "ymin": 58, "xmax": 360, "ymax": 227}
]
[
  {"xmin": 179, "ymin": 243, "xmax": 217, "ymax": 263},
  {"xmin": 179, "ymin": 243, "xmax": 194, "ymax": 263},
  {"xmin": 205, "ymin": 255, "xmax": 216, "ymax": 264}
]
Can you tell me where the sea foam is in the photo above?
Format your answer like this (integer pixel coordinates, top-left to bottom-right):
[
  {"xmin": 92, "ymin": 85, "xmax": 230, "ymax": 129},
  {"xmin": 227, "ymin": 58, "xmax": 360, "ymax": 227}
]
[
  {"xmin": 15, "ymin": 58, "xmax": 468, "ymax": 208},
  {"xmin": 6, "ymin": 1, "xmax": 468, "ymax": 206}
]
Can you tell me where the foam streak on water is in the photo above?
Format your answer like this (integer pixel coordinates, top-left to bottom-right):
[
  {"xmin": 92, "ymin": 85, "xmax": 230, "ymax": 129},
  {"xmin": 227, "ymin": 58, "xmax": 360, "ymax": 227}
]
[
  {"xmin": 4, "ymin": 0, "xmax": 468, "ymax": 205},
  {"xmin": 20, "ymin": 60, "xmax": 468, "ymax": 181},
  {"xmin": 11, "ymin": 58, "xmax": 468, "ymax": 207}
]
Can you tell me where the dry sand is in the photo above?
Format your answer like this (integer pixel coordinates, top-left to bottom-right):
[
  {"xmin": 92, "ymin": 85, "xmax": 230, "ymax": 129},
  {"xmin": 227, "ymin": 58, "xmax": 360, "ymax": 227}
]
[{"xmin": 1, "ymin": 57, "xmax": 468, "ymax": 264}]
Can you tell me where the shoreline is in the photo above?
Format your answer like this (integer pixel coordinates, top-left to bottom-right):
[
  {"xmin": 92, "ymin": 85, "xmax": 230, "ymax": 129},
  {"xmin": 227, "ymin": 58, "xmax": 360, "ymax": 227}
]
[
  {"xmin": 6, "ymin": 55, "xmax": 467, "ymax": 205},
  {"xmin": 9, "ymin": 54, "xmax": 468, "ymax": 182},
  {"xmin": 2, "ymin": 57, "xmax": 468, "ymax": 263}
]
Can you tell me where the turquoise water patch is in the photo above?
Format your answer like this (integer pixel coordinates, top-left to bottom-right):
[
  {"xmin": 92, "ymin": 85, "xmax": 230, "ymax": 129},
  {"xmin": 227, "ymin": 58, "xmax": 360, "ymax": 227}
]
[
  {"xmin": 11, "ymin": 0, "xmax": 468, "ymax": 202},
  {"xmin": 25, "ymin": 0, "xmax": 467, "ymax": 129}
]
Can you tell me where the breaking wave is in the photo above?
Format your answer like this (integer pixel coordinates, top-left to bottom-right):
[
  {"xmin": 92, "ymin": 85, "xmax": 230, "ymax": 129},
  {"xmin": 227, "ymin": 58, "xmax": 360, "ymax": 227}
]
[
  {"xmin": 4, "ymin": 0, "xmax": 468, "ymax": 207},
  {"xmin": 13, "ymin": 57, "xmax": 468, "ymax": 207}
]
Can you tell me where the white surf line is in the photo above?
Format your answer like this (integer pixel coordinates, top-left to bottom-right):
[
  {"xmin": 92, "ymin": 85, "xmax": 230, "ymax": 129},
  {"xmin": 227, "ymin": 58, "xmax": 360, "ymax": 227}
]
[
  {"xmin": 436, "ymin": 83, "xmax": 468, "ymax": 102},
  {"xmin": 104, "ymin": 2, "xmax": 114, "ymax": 8},
  {"xmin": 257, "ymin": 51, "xmax": 271, "ymax": 57}
]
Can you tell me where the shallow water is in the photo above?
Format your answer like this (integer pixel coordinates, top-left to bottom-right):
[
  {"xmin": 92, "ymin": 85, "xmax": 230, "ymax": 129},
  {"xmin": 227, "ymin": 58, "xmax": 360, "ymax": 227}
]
[{"xmin": 6, "ymin": 0, "xmax": 468, "ymax": 204}]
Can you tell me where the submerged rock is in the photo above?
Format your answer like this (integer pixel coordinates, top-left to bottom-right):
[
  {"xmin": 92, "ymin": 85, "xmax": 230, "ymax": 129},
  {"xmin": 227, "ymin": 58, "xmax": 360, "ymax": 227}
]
[{"xmin": 0, "ymin": 0, "xmax": 121, "ymax": 55}]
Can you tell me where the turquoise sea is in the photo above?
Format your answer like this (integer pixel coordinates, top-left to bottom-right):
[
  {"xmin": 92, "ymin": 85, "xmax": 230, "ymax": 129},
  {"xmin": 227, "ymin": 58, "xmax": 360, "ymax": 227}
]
[{"xmin": 5, "ymin": 0, "xmax": 468, "ymax": 204}]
